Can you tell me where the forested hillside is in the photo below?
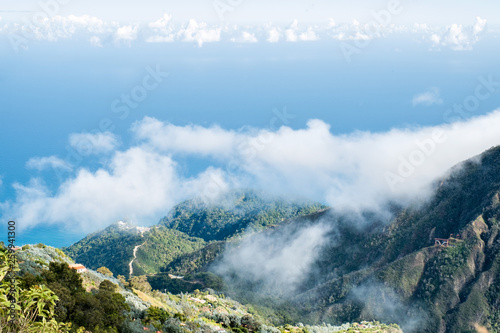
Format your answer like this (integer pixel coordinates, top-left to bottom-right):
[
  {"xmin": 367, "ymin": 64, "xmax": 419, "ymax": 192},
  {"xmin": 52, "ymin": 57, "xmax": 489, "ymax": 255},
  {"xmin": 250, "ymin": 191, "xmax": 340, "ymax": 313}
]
[
  {"xmin": 64, "ymin": 192, "xmax": 327, "ymax": 278},
  {"xmin": 215, "ymin": 146, "xmax": 500, "ymax": 333},
  {"xmin": 61, "ymin": 147, "xmax": 500, "ymax": 333},
  {"xmin": 160, "ymin": 190, "xmax": 328, "ymax": 241}
]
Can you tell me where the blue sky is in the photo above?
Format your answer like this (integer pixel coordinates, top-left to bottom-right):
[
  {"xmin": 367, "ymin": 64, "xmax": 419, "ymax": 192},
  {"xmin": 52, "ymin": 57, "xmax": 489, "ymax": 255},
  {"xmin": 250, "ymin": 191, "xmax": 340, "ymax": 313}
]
[{"xmin": 1, "ymin": 1, "xmax": 500, "ymax": 247}]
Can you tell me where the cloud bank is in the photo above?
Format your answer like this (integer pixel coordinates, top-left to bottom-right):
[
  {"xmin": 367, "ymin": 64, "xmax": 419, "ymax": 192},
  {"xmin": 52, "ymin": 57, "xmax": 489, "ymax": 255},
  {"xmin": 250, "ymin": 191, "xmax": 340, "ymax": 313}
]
[
  {"xmin": 2, "ymin": 14, "xmax": 490, "ymax": 50},
  {"xmin": 430, "ymin": 16, "xmax": 487, "ymax": 50},
  {"xmin": 2, "ymin": 111, "xmax": 500, "ymax": 232}
]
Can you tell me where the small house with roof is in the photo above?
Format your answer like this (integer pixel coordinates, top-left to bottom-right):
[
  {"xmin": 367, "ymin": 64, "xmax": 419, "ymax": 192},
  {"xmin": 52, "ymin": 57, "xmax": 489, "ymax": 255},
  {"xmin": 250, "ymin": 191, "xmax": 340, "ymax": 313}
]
[{"xmin": 68, "ymin": 264, "xmax": 87, "ymax": 273}]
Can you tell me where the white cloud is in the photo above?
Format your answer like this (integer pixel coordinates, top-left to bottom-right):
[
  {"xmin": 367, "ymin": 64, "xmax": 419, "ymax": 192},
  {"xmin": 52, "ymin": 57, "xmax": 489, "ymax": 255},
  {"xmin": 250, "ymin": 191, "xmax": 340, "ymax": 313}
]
[
  {"xmin": 413, "ymin": 23, "xmax": 429, "ymax": 32},
  {"xmin": 149, "ymin": 13, "xmax": 172, "ymax": 30},
  {"xmin": 132, "ymin": 117, "xmax": 236, "ymax": 157},
  {"xmin": 285, "ymin": 19, "xmax": 299, "ymax": 42},
  {"xmin": 69, "ymin": 132, "xmax": 119, "ymax": 156},
  {"xmin": 17, "ymin": 15, "xmax": 110, "ymax": 42},
  {"xmin": 430, "ymin": 16, "xmax": 487, "ymax": 50},
  {"xmin": 146, "ymin": 13, "xmax": 175, "ymax": 43},
  {"xmin": 267, "ymin": 27, "xmax": 281, "ymax": 43},
  {"xmin": 412, "ymin": 87, "xmax": 443, "ymax": 107},
  {"xmin": 230, "ymin": 30, "xmax": 259, "ymax": 43},
  {"xmin": 178, "ymin": 19, "xmax": 221, "ymax": 47},
  {"xmin": 114, "ymin": 25, "xmax": 138, "ymax": 44},
  {"xmin": 133, "ymin": 112, "xmax": 500, "ymax": 214},
  {"xmin": 299, "ymin": 27, "xmax": 319, "ymax": 41},
  {"xmin": 0, "ymin": 15, "xmax": 492, "ymax": 49},
  {"xmin": 241, "ymin": 31, "xmax": 258, "ymax": 43},
  {"xmin": 7, "ymin": 149, "xmax": 180, "ymax": 231},
  {"xmin": 26, "ymin": 156, "xmax": 72, "ymax": 171},
  {"xmin": 5, "ymin": 111, "xmax": 500, "ymax": 233},
  {"xmin": 63, "ymin": 15, "xmax": 107, "ymax": 34},
  {"xmin": 214, "ymin": 222, "xmax": 330, "ymax": 295},
  {"xmin": 473, "ymin": 16, "xmax": 487, "ymax": 35}
]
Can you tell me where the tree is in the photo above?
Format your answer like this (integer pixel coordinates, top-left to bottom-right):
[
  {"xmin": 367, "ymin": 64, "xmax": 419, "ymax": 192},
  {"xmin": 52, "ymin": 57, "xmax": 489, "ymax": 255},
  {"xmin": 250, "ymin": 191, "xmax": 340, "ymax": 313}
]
[
  {"xmin": 145, "ymin": 306, "xmax": 170, "ymax": 328},
  {"xmin": 97, "ymin": 266, "xmax": 114, "ymax": 277},
  {"xmin": 0, "ymin": 249, "xmax": 71, "ymax": 332},
  {"xmin": 129, "ymin": 275, "xmax": 152, "ymax": 293},
  {"xmin": 42, "ymin": 262, "xmax": 84, "ymax": 295},
  {"xmin": 95, "ymin": 290, "xmax": 130, "ymax": 329},
  {"xmin": 117, "ymin": 275, "xmax": 129, "ymax": 287},
  {"xmin": 99, "ymin": 280, "xmax": 117, "ymax": 292}
]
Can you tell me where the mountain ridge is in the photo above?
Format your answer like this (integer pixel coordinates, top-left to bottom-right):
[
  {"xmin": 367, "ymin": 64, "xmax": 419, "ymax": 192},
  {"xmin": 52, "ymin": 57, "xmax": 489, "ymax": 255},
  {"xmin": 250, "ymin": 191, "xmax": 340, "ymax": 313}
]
[{"xmin": 62, "ymin": 145, "xmax": 500, "ymax": 332}]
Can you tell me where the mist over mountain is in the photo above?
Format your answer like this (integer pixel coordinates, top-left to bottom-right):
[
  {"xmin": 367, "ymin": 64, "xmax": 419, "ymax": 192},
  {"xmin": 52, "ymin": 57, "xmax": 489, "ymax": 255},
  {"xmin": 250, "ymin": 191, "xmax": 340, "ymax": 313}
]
[{"xmin": 63, "ymin": 146, "xmax": 500, "ymax": 333}]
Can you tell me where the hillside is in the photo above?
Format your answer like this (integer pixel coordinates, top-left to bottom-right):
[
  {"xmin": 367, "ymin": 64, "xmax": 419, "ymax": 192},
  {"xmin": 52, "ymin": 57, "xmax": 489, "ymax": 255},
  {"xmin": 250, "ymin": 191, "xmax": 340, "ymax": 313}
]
[
  {"xmin": 160, "ymin": 189, "xmax": 328, "ymax": 241},
  {"xmin": 64, "ymin": 222, "xmax": 207, "ymax": 277},
  {"xmin": 60, "ymin": 147, "xmax": 500, "ymax": 332},
  {"xmin": 132, "ymin": 227, "xmax": 207, "ymax": 275},
  {"xmin": 212, "ymin": 146, "xmax": 500, "ymax": 332},
  {"xmin": 1, "ymin": 244, "xmax": 401, "ymax": 333},
  {"xmin": 63, "ymin": 192, "xmax": 327, "ymax": 278},
  {"xmin": 63, "ymin": 221, "xmax": 146, "ymax": 277},
  {"xmin": 305, "ymin": 146, "xmax": 500, "ymax": 333}
]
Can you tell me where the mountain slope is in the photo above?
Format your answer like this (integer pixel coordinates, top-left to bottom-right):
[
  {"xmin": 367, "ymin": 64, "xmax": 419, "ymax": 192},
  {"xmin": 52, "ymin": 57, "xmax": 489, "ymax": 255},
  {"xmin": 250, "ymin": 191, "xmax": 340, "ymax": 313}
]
[
  {"xmin": 160, "ymin": 189, "xmax": 328, "ymax": 241},
  {"xmin": 63, "ymin": 221, "xmax": 144, "ymax": 277},
  {"xmin": 132, "ymin": 227, "xmax": 207, "ymax": 275},
  {"xmin": 64, "ymin": 222, "xmax": 207, "ymax": 277},
  {"xmin": 62, "ymin": 147, "xmax": 500, "ymax": 332},
  {"xmin": 218, "ymin": 146, "xmax": 500, "ymax": 332},
  {"xmin": 4, "ymin": 244, "xmax": 402, "ymax": 333},
  {"xmin": 64, "ymin": 191, "xmax": 327, "ymax": 278}
]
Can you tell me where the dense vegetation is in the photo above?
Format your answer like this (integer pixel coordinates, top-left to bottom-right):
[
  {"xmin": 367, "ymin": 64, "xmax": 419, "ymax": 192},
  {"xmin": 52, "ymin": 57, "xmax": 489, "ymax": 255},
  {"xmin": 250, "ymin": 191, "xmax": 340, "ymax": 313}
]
[
  {"xmin": 0, "ymin": 245, "xmax": 401, "ymax": 333},
  {"xmin": 64, "ymin": 192, "xmax": 327, "ymax": 279},
  {"xmin": 274, "ymin": 146, "xmax": 500, "ymax": 332},
  {"xmin": 133, "ymin": 227, "xmax": 207, "ymax": 275},
  {"xmin": 163, "ymin": 242, "xmax": 226, "ymax": 275},
  {"xmin": 60, "ymin": 147, "xmax": 500, "ymax": 332},
  {"xmin": 63, "ymin": 222, "xmax": 143, "ymax": 277},
  {"xmin": 160, "ymin": 190, "xmax": 328, "ymax": 241}
]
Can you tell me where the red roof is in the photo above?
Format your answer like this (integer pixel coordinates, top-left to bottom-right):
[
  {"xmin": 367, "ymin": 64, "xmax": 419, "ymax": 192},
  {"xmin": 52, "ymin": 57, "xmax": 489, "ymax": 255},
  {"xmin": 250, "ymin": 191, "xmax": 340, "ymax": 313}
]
[{"xmin": 68, "ymin": 264, "xmax": 86, "ymax": 270}]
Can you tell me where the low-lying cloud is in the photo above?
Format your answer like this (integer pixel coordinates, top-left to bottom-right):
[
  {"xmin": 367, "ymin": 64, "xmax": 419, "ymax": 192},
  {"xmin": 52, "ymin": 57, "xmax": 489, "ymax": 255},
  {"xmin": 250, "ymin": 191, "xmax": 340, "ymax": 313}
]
[
  {"xmin": 2, "ymin": 110, "xmax": 500, "ymax": 232},
  {"xmin": 213, "ymin": 221, "xmax": 331, "ymax": 296}
]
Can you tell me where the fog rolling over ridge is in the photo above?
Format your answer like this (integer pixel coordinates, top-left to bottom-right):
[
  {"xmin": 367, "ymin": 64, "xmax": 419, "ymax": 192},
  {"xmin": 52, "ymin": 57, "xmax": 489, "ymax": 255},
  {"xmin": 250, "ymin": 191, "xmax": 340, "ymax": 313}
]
[
  {"xmin": 4, "ymin": 110, "xmax": 500, "ymax": 236},
  {"xmin": 208, "ymin": 145, "xmax": 500, "ymax": 332},
  {"xmin": 212, "ymin": 218, "xmax": 333, "ymax": 297}
]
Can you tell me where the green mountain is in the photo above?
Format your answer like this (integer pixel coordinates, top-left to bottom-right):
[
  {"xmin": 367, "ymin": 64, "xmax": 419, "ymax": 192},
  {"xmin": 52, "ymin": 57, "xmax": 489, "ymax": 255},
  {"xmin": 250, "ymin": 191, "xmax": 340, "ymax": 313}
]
[
  {"xmin": 63, "ymin": 222, "xmax": 207, "ymax": 278},
  {"xmin": 62, "ymin": 146, "xmax": 500, "ymax": 332},
  {"xmin": 2, "ymin": 244, "xmax": 401, "ymax": 333},
  {"xmin": 160, "ymin": 189, "xmax": 328, "ymax": 241},
  {"xmin": 213, "ymin": 146, "xmax": 500, "ymax": 332},
  {"xmin": 62, "ymin": 221, "xmax": 144, "ymax": 277},
  {"xmin": 63, "ymin": 191, "xmax": 327, "ymax": 278}
]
